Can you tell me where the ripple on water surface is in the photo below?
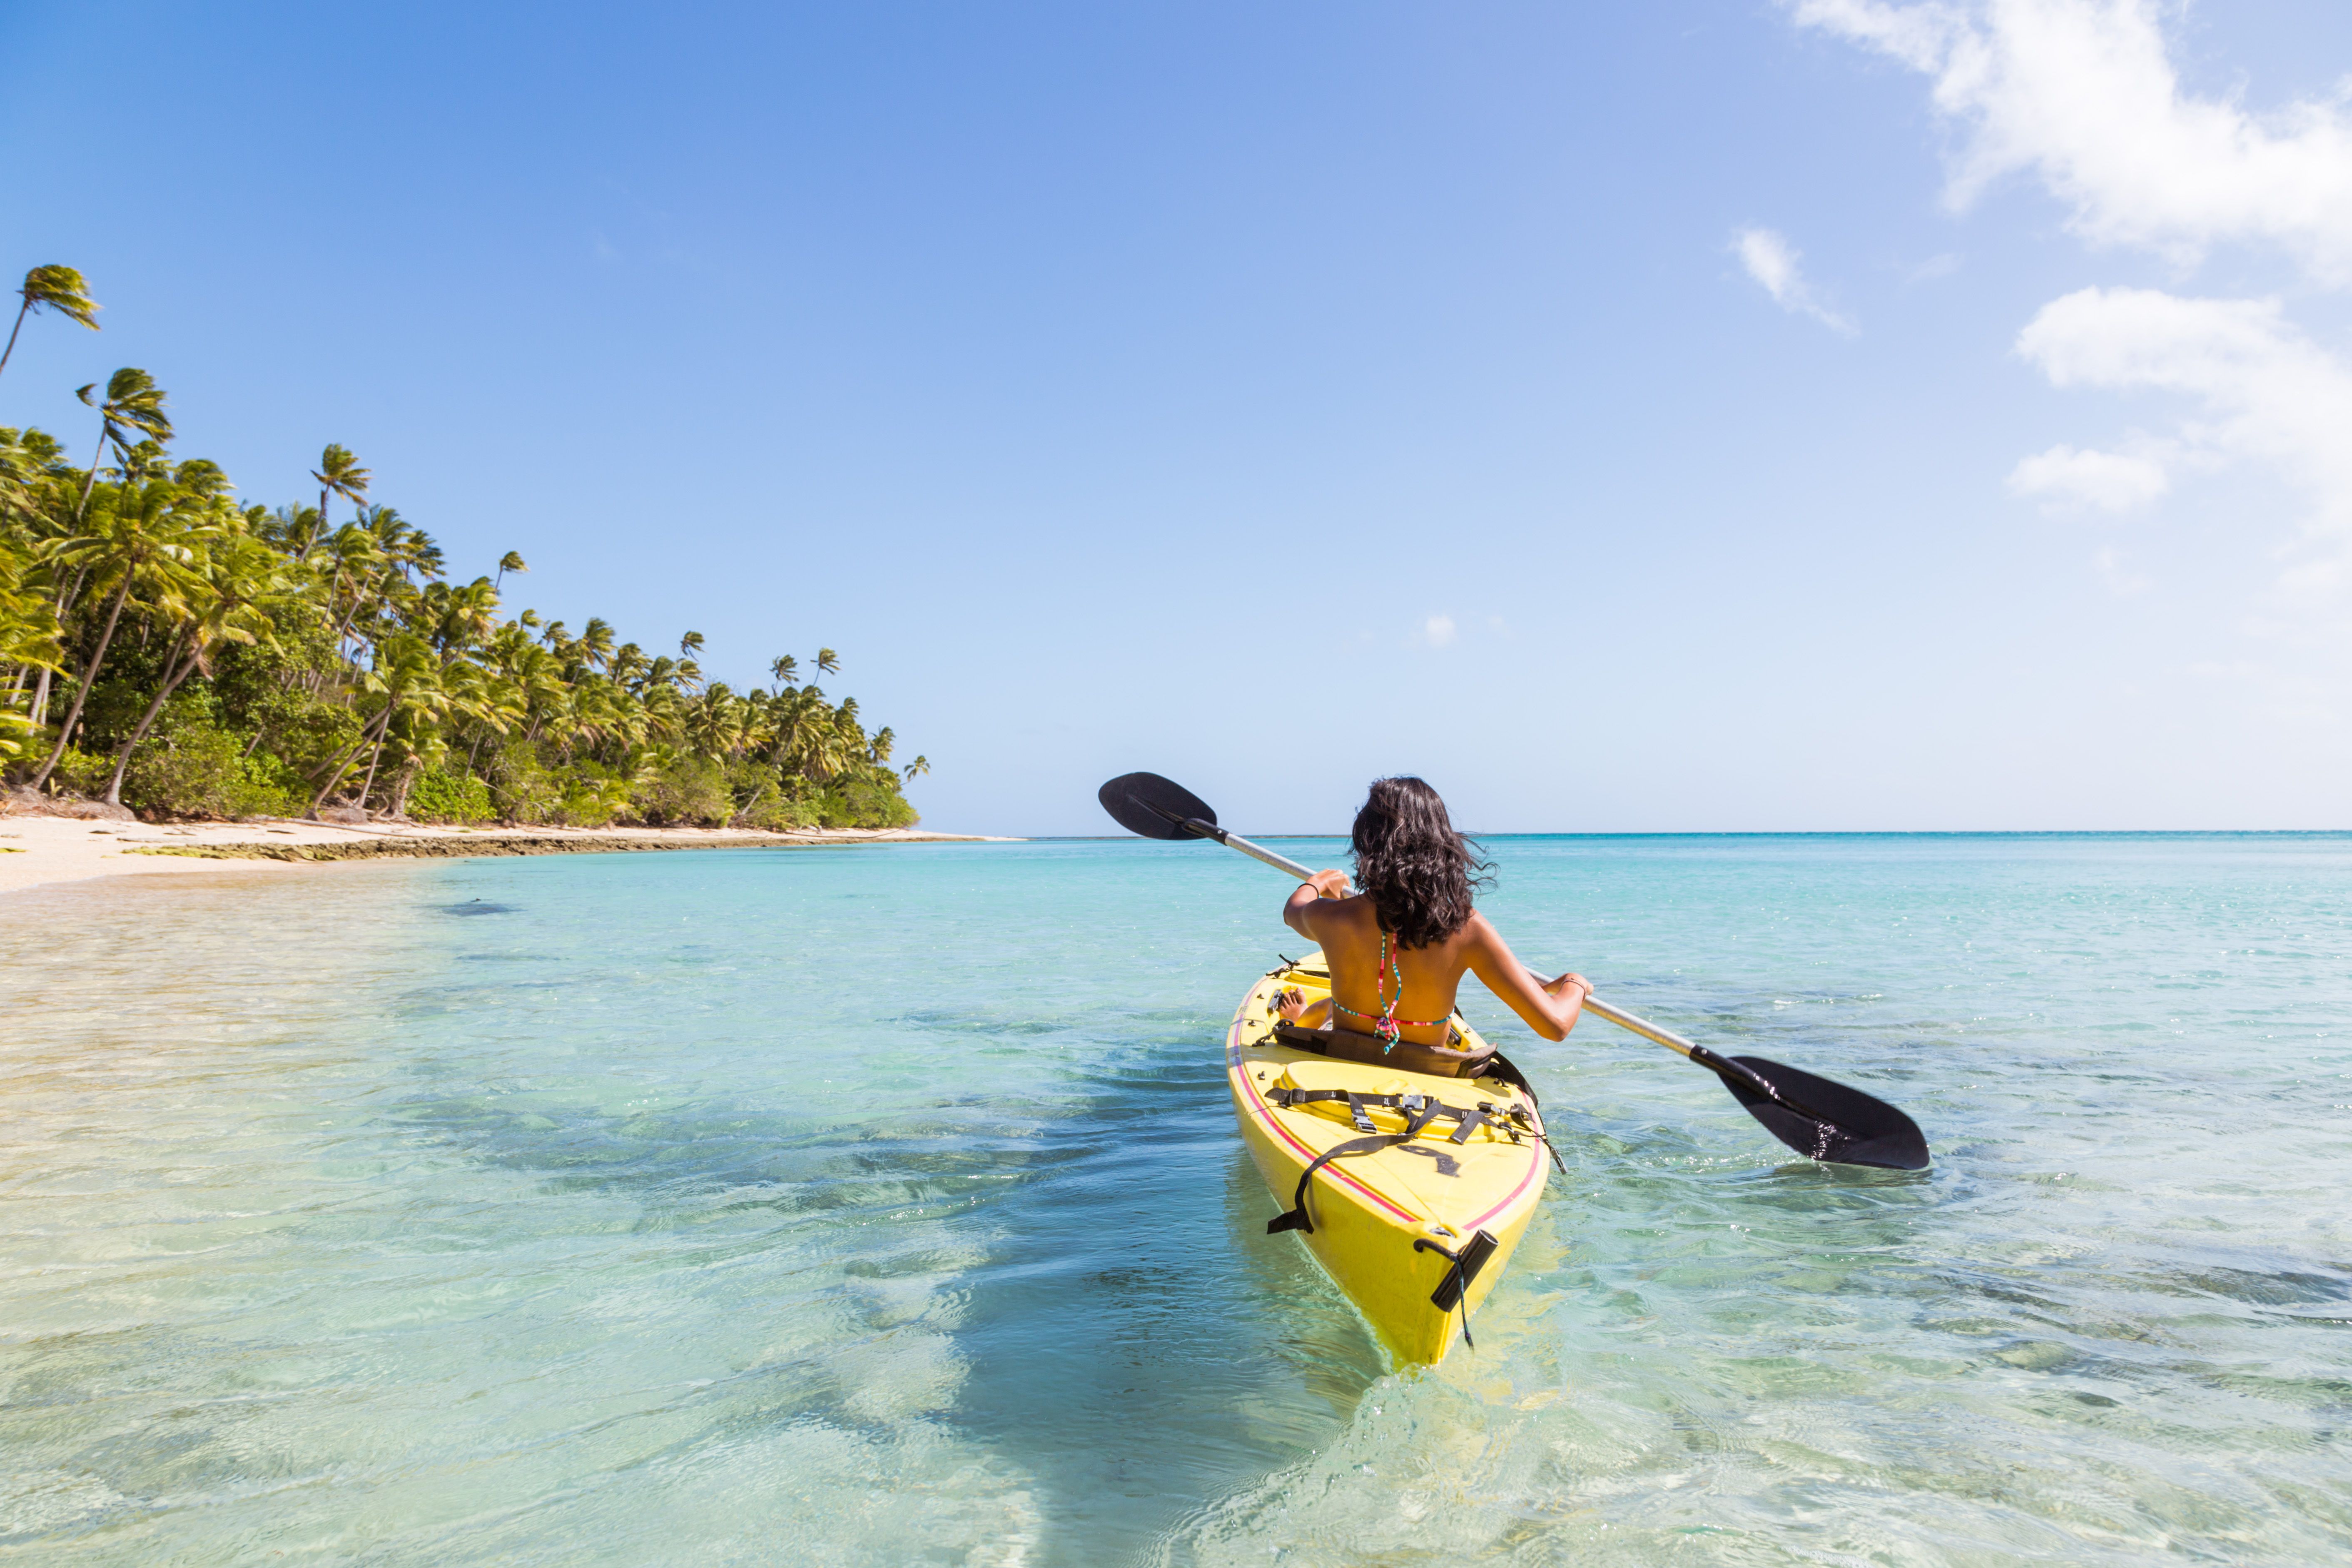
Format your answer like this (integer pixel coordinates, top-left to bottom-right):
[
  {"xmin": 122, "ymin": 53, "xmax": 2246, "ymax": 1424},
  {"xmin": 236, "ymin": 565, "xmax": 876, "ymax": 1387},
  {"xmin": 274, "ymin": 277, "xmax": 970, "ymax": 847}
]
[{"xmin": 3, "ymin": 834, "xmax": 2350, "ymax": 1565}]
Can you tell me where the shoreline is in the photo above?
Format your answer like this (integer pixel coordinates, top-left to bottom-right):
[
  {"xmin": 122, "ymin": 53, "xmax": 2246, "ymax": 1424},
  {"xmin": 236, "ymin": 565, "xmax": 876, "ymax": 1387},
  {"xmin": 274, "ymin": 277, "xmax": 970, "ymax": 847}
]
[{"xmin": 0, "ymin": 813, "xmax": 1016, "ymax": 899}]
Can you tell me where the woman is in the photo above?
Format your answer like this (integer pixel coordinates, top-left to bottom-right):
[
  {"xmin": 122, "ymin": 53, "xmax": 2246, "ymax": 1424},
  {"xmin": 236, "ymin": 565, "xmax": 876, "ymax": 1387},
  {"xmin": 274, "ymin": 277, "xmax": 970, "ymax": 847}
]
[{"xmin": 1278, "ymin": 777, "xmax": 1592, "ymax": 1074}]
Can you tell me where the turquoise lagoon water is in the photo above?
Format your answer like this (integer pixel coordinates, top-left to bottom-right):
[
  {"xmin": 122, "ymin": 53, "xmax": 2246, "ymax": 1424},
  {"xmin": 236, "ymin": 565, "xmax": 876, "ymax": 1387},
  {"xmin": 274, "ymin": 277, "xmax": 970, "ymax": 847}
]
[{"xmin": 3, "ymin": 833, "xmax": 2349, "ymax": 1564}]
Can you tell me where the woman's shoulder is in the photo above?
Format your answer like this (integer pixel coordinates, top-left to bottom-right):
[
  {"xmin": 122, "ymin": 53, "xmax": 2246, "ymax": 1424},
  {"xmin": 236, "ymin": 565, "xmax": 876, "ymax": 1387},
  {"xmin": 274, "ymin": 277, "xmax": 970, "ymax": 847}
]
[{"xmin": 1450, "ymin": 907, "xmax": 1501, "ymax": 949}]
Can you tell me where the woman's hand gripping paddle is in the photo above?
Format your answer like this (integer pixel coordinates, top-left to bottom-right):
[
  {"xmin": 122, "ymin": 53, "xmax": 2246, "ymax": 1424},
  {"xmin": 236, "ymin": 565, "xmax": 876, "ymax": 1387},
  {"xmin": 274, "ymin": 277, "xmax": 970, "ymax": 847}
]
[{"xmin": 1097, "ymin": 771, "xmax": 1931, "ymax": 1172}]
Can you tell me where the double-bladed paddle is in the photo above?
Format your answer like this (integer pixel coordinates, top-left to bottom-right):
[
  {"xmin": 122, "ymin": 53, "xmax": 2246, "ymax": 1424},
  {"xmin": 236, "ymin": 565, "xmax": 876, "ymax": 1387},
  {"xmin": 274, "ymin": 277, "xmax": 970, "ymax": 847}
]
[{"xmin": 1098, "ymin": 770, "xmax": 1931, "ymax": 1172}]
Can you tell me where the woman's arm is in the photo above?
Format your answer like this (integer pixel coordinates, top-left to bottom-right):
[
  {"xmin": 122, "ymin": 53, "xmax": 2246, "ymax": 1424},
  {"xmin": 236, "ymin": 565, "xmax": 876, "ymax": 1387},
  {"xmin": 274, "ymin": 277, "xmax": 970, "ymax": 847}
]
[
  {"xmin": 1463, "ymin": 914, "xmax": 1592, "ymax": 1041},
  {"xmin": 1282, "ymin": 869, "xmax": 1350, "ymax": 940}
]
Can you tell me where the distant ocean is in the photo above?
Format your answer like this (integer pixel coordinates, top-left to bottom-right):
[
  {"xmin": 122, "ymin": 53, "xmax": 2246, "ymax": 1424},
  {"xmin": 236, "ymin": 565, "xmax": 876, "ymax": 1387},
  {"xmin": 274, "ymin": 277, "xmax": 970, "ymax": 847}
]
[{"xmin": 5, "ymin": 833, "xmax": 2347, "ymax": 1564}]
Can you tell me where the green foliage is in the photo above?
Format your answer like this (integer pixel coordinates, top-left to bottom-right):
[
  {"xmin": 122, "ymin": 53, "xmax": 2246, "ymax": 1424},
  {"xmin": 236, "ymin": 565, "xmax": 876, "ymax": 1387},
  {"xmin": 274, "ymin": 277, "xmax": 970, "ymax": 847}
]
[
  {"xmin": 739, "ymin": 790, "xmax": 819, "ymax": 831},
  {"xmin": 725, "ymin": 762, "xmax": 818, "ymax": 830},
  {"xmin": 553, "ymin": 761, "xmax": 630, "ymax": 828},
  {"xmin": 817, "ymin": 778, "xmax": 919, "ymax": 830},
  {"xmin": 479, "ymin": 736, "xmax": 561, "ymax": 825},
  {"xmin": 630, "ymin": 753, "xmax": 731, "ymax": 826},
  {"xmin": 407, "ymin": 765, "xmax": 493, "ymax": 825},
  {"xmin": 117, "ymin": 695, "xmax": 301, "ymax": 818},
  {"xmin": 47, "ymin": 744, "xmax": 111, "ymax": 797}
]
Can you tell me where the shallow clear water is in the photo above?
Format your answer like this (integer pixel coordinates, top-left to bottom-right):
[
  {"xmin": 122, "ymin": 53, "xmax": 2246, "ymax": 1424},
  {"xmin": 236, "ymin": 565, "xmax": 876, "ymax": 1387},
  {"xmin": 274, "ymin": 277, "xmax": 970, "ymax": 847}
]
[{"xmin": 4, "ymin": 834, "xmax": 2349, "ymax": 1564}]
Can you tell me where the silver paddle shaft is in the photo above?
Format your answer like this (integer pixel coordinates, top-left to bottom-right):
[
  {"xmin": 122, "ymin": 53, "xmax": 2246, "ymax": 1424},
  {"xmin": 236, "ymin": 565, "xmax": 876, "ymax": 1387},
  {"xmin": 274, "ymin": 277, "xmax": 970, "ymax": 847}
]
[
  {"xmin": 1200, "ymin": 821, "xmax": 1694, "ymax": 1057},
  {"xmin": 1189, "ymin": 820, "xmax": 1327, "ymax": 882}
]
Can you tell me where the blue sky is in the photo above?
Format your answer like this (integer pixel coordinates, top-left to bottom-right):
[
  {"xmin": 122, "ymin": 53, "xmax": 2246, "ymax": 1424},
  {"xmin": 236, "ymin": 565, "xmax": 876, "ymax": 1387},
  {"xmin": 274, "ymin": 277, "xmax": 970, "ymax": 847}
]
[{"xmin": 5, "ymin": 1, "xmax": 2350, "ymax": 834}]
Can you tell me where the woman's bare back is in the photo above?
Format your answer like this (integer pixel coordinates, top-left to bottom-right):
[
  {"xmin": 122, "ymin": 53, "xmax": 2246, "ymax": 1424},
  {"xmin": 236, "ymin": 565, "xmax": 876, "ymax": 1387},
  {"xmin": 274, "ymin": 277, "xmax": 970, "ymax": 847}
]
[{"xmin": 1284, "ymin": 869, "xmax": 1595, "ymax": 1045}]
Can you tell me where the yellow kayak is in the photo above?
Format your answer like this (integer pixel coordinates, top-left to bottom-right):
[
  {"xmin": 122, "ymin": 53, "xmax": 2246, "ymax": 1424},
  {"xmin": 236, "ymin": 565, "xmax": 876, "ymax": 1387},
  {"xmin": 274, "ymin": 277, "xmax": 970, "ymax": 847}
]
[{"xmin": 1226, "ymin": 951, "xmax": 1553, "ymax": 1365}]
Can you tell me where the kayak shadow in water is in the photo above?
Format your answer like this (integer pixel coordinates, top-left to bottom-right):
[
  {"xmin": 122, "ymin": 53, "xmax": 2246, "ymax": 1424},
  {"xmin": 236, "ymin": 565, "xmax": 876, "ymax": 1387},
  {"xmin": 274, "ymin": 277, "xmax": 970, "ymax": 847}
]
[
  {"xmin": 373, "ymin": 1001, "xmax": 1391, "ymax": 1566},
  {"xmin": 931, "ymin": 1033, "xmax": 1388, "ymax": 1568}
]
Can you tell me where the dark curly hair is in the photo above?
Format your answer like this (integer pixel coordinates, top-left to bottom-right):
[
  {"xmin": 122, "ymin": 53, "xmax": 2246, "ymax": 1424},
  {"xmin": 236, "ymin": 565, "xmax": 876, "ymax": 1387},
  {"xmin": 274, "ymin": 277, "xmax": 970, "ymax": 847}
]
[{"xmin": 1350, "ymin": 777, "xmax": 1492, "ymax": 950}]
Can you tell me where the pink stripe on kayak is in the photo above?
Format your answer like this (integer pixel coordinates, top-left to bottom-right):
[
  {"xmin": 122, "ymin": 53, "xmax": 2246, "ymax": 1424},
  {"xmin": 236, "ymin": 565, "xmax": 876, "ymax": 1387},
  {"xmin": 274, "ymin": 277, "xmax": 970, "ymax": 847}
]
[
  {"xmin": 1226, "ymin": 1014, "xmax": 1421, "ymax": 1224},
  {"xmin": 1466, "ymin": 1153, "xmax": 1541, "ymax": 1231}
]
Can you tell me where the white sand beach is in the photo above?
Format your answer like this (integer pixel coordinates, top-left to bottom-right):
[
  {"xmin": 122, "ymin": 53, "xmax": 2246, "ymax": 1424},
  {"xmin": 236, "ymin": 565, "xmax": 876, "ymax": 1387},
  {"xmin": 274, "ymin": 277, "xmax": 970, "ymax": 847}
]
[{"xmin": 0, "ymin": 811, "xmax": 1010, "ymax": 898}]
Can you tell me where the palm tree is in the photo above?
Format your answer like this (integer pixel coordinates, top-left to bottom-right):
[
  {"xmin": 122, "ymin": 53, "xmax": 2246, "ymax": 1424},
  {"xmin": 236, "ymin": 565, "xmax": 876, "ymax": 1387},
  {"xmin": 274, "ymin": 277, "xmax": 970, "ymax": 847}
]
[
  {"xmin": 494, "ymin": 550, "xmax": 527, "ymax": 591},
  {"xmin": 902, "ymin": 755, "xmax": 930, "ymax": 783},
  {"xmin": 72, "ymin": 369, "xmax": 172, "ymax": 518},
  {"xmin": 420, "ymin": 576, "xmax": 499, "ymax": 661},
  {"xmin": 0, "ymin": 266, "xmax": 100, "ymax": 383},
  {"xmin": 27, "ymin": 476, "xmax": 202, "ymax": 790},
  {"xmin": 816, "ymin": 646, "xmax": 839, "ymax": 678},
  {"xmin": 769, "ymin": 654, "xmax": 798, "ymax": 689},
  {"xmin": 307, "ymin": 631, "xmax": 446, "ymax": 815},
  {"xmin": 577, "ymin": 616, "xmax": 615, "ymax": 671},
  {"xmin": 315, "ymin": 520, "xmax": 388, "ymax": 668},
  {"xmin": 0, "ymin": 532, "xmax": 63, "ymax": 763},
  {"xmin": 99, "ymin": 527, "xmax": 281, "ymax": 805},
  {"xmin": 309, "ymin": 445, "xmax": 369, "ymax": 557}
]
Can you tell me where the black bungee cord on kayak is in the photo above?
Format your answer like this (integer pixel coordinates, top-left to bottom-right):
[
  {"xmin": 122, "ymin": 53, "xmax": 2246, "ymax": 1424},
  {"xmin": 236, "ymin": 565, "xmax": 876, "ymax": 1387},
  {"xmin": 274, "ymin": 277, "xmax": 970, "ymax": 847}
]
[
  {"xmin": 1412, "ymin": 1231, "xmax": 1500, "ymax": 1351},
  {"xmin": 1263, "ymin": 1112, "xmax": 1507, "ymax": 1352}
]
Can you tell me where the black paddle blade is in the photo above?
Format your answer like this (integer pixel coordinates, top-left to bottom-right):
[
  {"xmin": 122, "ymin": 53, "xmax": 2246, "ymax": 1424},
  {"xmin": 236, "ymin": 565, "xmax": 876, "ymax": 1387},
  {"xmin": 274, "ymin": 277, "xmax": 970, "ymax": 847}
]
[
  {"xmin": 1098, "ymin": 772, "xmax": 1217, "ymax": 841},
  {"xmin": 1714, "ymin": 1054, "xmax": 1931, "ymax": 1171}
]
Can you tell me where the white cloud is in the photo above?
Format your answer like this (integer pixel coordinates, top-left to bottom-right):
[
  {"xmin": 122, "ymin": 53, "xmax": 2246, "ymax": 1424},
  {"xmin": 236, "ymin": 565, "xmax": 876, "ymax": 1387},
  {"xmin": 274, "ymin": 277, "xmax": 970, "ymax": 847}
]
[
  {"xmin": 2015, "ymin": 286, "xmax": 2352, "ymax": 584},
  {"xmin": 2007, "ymin": 441, "xmax": 2170, "ymax": 512},
  {"xmin": 1790, "ymin": 0, "xmax": 2352, "ymax": 279},
  {"xmin": 1421, "ymin": 613, "xmax": 1457, "ymax": 648},
  {"xmin": 1733, "ymin": 227, "xmax": 1857, "ymax": 333}
]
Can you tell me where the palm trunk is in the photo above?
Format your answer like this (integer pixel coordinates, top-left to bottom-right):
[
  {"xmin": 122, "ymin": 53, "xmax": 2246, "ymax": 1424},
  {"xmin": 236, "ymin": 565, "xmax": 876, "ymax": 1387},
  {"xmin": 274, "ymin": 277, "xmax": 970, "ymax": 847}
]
[
  {"xmin": 329, "ymin": 572, "xmax": 372, "ymax": 660},
  {"xmin": 29, "ymin": 563, "xmax": 91, "ymax": 731},
  {"xmin": 27, "ymin": 568, "xmax": 135, "ymax": 791},
  {"xmin": 388, "ymin": 754, "xmax": 422, "ymax": 819},
  {"xmin": 0, "ymin": 297, "xmax": 31, "ymax": 382},
  {"xmin": 355, "ymin": 723, "xmax": 393, "ymax": 810},
  {"xmin": 74, "ymin": 417, "xmax": 113, "ymax": 520},
  {"xmin": 306, "ymin": 699, "xmax": 396, "ymax": 816},
  {"xmin": 101, "ymin": 629, "xmax": 197, "ymax": 805}
]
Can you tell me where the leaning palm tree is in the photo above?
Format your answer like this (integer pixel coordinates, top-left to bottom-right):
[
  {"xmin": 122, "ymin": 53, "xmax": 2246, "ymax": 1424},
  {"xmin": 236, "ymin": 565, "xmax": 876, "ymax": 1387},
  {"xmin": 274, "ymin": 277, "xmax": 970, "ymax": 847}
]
[
  {"xmin": 27, "ymin": 476, "xmax": 201, "ymax": 790},
  {"xmin": 494, "ymin": 549, "xmax": 527, "ymax": 591},
  {"xmin": 308, "ymin": 445, "xmax": 370, "ymax": 558},
  {"xmin": 307, "ymin": 631, "xmax": 445, "ymax": 815},
  {"xmin": 0, "ymin": 266, "xmax": 101, "ymax": 383},
  {"xmin": 576, "ymin": 617, "xmax": 615, "ymax": 671},
  {"xmin": 98, "ymin": 526, "xmax": 280, "ymax": 805},
  {"xmin": 72, "ymin": 369, "xmax": 173, "ymax": 518},
  {"xmin": 0, "ymin": 533, "xmax": 63, "ymax": 762}
]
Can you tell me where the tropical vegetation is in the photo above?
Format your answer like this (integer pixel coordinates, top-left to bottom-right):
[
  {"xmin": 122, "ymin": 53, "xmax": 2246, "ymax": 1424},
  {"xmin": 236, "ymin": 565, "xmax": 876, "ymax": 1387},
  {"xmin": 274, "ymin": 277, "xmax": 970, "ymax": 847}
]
[{"xmin": 0, "ymin": 265, "xmax": 926, "ymax": 829}]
